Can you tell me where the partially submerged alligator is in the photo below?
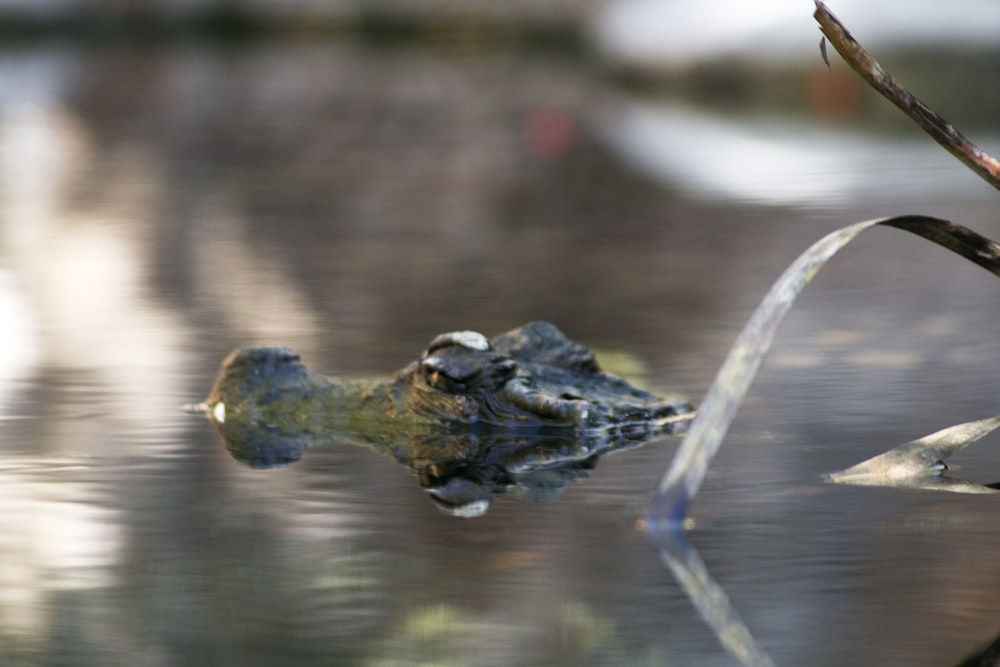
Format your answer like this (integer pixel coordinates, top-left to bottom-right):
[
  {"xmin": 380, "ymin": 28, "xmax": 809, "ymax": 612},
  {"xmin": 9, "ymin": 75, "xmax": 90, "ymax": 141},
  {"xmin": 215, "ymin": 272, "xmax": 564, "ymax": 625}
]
[{"xmin": 202, "ymin": 321, "xmax": 694, "ymax": 515}]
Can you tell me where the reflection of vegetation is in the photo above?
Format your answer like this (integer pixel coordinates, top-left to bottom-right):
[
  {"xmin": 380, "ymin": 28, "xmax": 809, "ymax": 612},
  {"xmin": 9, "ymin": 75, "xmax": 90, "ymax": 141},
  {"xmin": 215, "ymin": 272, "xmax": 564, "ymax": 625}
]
[
  {"xmin": 0, "ymin": 5, "xmax": 584, "ymax": 55},
  {"xmin": 559, "ymin": 601, "xmax": 615, "ymax": 655},
  {"xmin": 365, "ymin": 601, "xmax": 615, "ymax": 666},
  {"xmin": 115, "ymin": 482, "xmax": 395, "ymax": 666},
  {"xmin": 610, "ymin": 49, "xmax": 1000, "ymax": 132},
  {"xmin": 369, "ymin": 604, "xmax": 482, "ymax": 667}
]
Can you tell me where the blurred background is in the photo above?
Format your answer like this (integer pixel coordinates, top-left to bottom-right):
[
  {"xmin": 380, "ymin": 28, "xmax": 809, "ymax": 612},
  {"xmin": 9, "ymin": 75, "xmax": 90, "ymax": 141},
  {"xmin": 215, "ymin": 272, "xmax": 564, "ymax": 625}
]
[{"xmin": 1, "ymin": 1, "xmax": 999, "ymax": 664}]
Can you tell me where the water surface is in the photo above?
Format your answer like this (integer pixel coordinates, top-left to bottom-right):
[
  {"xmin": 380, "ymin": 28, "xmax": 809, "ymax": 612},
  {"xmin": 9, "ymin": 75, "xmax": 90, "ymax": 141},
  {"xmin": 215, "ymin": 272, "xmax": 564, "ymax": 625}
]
[{"xmin": 1, "ymin": 30, "xmax": 1000, "ymax": 666}]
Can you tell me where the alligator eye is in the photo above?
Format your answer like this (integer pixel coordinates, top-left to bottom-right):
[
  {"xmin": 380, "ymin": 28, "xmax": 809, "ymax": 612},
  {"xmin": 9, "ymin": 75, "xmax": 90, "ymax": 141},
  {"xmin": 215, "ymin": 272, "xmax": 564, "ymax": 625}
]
[
  {"xmin": 421, "ymin": 353, "xmax": 479, "ymax": 393},
  {"xmin": 426, "ymin": 370, "xmax": 463, "ymax": 392},
  {"xmin": 423, "ymin": 364, "xmax": 468, "ymax": 393}
]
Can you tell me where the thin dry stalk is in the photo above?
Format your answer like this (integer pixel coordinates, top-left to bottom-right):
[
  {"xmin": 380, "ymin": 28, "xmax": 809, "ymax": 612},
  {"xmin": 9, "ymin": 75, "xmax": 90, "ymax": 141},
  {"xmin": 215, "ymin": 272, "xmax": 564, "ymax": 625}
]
[{"xmin": 814, "ymin": 1, "xmax": 1000, "ymax": 191}]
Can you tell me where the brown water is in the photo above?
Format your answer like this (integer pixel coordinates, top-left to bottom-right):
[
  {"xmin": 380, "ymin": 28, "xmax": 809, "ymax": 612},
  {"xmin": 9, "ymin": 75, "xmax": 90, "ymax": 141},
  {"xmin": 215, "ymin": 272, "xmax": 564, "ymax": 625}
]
[{"xmin": 1, "ymin": 35, "xmax": 1000, "ymax": 666}]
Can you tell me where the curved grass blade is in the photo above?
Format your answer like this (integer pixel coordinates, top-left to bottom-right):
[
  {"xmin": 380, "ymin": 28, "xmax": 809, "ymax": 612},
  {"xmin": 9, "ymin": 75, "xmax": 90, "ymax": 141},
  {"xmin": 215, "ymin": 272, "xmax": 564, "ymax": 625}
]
[{"xmin": 646, "ymin": 215, "xmax": 1000, "ymax": 533}]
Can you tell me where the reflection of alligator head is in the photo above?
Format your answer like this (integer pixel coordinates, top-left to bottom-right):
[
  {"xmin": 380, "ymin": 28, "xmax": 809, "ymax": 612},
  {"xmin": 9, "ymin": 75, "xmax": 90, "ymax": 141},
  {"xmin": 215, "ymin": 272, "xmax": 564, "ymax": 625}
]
[{"xmin": 202, "ymin": 321, "xmax": 694, "ymax": 516}]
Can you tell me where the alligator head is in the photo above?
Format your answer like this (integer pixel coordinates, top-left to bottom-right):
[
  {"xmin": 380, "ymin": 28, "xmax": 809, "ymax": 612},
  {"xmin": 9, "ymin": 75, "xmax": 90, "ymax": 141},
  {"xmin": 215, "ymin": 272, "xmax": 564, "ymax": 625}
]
[
  {"xmin": 201, "ymin": 322, "xmax": 694, "ymax": 515},
  {"xmin": 206, "ymin": 321, "xmax": 692, "ymax": 435}
]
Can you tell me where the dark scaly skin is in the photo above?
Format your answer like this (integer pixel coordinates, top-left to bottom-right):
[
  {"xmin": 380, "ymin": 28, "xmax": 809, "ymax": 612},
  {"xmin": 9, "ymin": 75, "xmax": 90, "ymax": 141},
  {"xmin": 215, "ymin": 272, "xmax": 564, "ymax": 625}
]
[
  {"xmin": 208, "ymin": 321, "xmax": 692, "ymax": 434},
  {"xmin": 203, "ymin": 322, "xmax": 694, "ymax": 515}
]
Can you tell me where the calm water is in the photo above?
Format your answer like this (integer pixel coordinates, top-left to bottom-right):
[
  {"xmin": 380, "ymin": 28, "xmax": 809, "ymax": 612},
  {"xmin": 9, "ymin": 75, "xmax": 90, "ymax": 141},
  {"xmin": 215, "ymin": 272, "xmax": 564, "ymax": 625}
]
[{"xmin": 1, "ymin": 29, "xmax": 1000, "ymax": 667}]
